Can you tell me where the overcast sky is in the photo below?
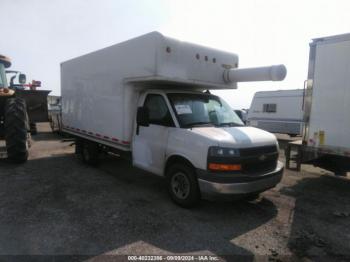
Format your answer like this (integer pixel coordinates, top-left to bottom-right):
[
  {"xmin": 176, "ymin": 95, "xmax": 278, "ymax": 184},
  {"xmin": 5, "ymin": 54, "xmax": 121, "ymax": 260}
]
[{"xmin": 1, "ymin": 0, "xmax": 349, "ymax": 108}]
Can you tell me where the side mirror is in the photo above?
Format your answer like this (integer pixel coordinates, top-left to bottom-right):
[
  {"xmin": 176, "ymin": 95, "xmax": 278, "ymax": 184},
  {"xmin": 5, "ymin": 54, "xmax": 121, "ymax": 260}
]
[
  {"xmin": 19, "ymin": 74, "xmax": 26, "ymax": 84},
  {"xmin": 136, "ymin": 106, "xmax": 149, "ymax": 127}
]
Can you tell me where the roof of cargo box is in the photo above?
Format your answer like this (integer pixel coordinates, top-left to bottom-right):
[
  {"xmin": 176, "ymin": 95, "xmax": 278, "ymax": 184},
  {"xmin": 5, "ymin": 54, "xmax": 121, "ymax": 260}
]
[
  {"xmin": 312, "ymin": 33, "xmax": 350, "ymax": 45},
  {"xmin": 62, "ymin": 31, "xmax": 240, "ymax": 90},
  {"xmin": 125, "ymin": 32, "xmax": 240, "ymax": 89}
]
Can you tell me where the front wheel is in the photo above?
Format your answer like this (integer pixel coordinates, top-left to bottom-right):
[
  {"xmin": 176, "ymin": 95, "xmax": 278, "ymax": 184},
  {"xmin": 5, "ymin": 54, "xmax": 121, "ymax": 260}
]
[
  {"xmin": 167, "ymin": 163, "xmax": 200, "ymax": 208},
  {"xmin": 244, "ymin": 193, "xmax": 261, "ymax": 201}
]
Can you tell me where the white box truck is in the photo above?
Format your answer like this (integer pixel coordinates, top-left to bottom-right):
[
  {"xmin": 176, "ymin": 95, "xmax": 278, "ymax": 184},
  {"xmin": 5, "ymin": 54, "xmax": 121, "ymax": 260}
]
[
  {"xmin": 247, "ymin": 89, "xmax": 304, "ymax": 136},
  {"xmin": 293, "ymin": 33, "xmax": 350, "ymax": 176},
  {"xmin": 61, "ymin": 32, "xmax": 287, "ymax": 207}
]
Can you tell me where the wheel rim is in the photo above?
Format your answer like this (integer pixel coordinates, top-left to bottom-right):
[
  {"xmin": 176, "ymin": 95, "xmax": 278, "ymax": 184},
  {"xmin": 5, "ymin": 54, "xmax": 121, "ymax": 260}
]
[{"xmin": 171, "ymin": 172, "xmax": 190, "ymax": 200}]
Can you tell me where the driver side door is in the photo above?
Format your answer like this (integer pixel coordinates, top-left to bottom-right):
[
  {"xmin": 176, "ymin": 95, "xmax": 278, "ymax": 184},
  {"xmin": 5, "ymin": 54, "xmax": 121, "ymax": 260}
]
[{"xmin": 132, "ymin": 94, "xmax": 175, "ymax": 175}]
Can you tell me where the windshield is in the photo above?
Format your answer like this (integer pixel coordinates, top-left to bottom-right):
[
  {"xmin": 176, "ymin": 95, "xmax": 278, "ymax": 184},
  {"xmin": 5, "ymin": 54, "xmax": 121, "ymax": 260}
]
[
  {"xmin": 0, "ymin": 64, "xmax": 7, "ymax": 88},
  {"xmin": 167, "ymin": 93, "xmax": 244, "ymax": 128}
]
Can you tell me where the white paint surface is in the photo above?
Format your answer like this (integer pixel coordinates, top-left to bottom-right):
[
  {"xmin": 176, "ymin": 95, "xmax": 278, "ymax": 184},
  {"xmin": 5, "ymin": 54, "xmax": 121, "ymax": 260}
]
[{"xmin": 307, "ymin": 34, "xmax": 350, "ymax": 152}]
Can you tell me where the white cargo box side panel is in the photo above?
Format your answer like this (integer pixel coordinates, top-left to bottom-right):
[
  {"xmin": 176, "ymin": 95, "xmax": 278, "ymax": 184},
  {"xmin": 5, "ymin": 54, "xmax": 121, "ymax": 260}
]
[
  {"xmin": 61, "ymin": 33, "xmax": 160, "ymax": 147},
  {"xmin": 307, "ymin": 38, "xmax": 350, "ymax": 151}
]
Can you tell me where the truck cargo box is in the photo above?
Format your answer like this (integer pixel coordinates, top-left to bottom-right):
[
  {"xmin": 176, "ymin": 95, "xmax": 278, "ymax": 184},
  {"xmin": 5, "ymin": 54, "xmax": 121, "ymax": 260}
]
[
  {"xmin": 61, "ymin": 32, "xmax": 286, "ymax": 152},
  {"xmin": 61, "ymin": 32, "xmax": 240, "ymax": 149}
]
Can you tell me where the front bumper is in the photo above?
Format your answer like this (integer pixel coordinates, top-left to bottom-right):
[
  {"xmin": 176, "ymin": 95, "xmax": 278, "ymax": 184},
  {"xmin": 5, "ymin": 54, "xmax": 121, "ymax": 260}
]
[{"xmin": 196, "ymin": 161, "xmax": 284, "ymax": 199}]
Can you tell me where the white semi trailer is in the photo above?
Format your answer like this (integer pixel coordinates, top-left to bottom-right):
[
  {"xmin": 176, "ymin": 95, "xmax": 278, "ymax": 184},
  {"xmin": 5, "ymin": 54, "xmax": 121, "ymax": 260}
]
[
  {"xmin": 287, "ymin": 33, "xmax": 350, "ymax": 176},
  {"xmin": 61, "ymin": 32, "xmax": 287, "ymax": 207}
]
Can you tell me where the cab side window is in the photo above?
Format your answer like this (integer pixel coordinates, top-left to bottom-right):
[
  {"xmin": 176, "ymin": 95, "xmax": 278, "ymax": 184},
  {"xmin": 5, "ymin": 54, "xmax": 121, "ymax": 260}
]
[{"xmin": 144, "ymin": 94, "xmax": 175, "ymax": 127}]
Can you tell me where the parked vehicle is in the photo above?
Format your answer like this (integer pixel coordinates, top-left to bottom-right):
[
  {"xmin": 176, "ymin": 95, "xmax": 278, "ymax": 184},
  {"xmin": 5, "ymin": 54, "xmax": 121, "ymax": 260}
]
[
  {"xmin": 234, "ymin": 109, "xmax": 248, "ymax": 124},
  {"xmin": 6, "ymin": 70, "xmax": 50, "ymax": 135},
  {"xmin": 0, "ymin": 55, "xmax": 50, "ymax": 162},
  {"xmin": 61, "ymin": 32, "xmax": 287, "ymax": 206},
  {"xmin": 247, "ymin": 89, "xmax": 304, "ymax": 136},
  {"xmin": 286, "ymin": 33, "xmax": 350, "ymax": 176}
]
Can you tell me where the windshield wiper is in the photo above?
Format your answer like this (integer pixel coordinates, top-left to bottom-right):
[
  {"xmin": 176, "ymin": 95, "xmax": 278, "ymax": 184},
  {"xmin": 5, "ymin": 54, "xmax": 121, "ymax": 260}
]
[
  {"xmin": 218, "ymin": 122, "xmax": 244, "ymax": 127},
  {"xmin": 184, "ymin": 121, "xmax": 214, "ymax": 128}
]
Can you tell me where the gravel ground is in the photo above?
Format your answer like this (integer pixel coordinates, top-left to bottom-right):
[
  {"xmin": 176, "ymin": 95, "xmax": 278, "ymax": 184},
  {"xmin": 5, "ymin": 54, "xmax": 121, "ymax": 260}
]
[{"xmin": 0, "ymin": 124, "xmax": 349, "ymax": 261}]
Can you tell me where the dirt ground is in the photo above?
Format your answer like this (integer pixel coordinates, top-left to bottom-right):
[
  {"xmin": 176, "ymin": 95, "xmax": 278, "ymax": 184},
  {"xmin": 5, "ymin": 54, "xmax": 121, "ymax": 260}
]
[{"xmin": 0, "ymin": 124, "xmax": 349, "ymax": 261}]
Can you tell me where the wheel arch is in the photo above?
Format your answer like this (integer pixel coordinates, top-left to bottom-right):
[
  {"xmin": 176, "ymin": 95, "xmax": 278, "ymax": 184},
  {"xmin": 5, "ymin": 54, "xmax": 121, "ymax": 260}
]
[{"xmin": 164, "ymin": 154, "xmax": 196, "ymax": 177}]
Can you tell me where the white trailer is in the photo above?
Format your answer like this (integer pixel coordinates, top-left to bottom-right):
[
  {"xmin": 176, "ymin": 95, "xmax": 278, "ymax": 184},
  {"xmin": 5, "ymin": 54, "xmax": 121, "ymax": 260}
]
[
  {"xmin": 247, "ymin": 89, "xmax": 304, "ymax": 136},
  {"xmin": 234, "ymin": 109, "xmax": 248, "ymax": 124},
  {"xmin": 61, "ymin": 32, "xmax": 287, "ymax": 206},
  {"xmin": 286, "ymin": 33, "xmax": 350, "ymax": 175}
]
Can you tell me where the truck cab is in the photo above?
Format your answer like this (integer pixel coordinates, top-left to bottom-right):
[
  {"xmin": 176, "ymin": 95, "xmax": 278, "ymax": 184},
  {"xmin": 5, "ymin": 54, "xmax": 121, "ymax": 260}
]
[{"xmin": 133, "ymin": 89, "xmax": 283, "ymax": 206}]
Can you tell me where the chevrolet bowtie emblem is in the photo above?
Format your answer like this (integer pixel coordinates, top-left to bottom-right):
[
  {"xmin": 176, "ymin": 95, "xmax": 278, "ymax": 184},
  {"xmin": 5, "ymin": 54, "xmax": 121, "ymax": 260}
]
[{"xmin": 259, "ymin": 154, "xmax": 267, "ymax": 161}]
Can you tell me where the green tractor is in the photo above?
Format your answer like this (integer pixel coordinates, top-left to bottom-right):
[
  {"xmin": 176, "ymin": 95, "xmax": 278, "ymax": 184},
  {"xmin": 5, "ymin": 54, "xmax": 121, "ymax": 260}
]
[{"xmin": 0, "ymin": 54, "xmax": 50, "ymax": 163}]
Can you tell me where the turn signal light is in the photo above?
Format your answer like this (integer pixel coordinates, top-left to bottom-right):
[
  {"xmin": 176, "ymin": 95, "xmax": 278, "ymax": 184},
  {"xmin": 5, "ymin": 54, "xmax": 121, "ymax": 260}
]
[{"xmin": 208, "ymin": 163, "xmax": 241, "ymax": 171}]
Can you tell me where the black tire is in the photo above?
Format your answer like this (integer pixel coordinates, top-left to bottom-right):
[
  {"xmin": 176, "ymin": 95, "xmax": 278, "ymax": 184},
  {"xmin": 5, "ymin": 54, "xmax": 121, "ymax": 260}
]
[
  {"xmin": 334, "ymin": 169, "xmax": 347, "ymax": 177},
  {"xmin": 166, "ymin": 163, "xmax": 200, "ymax": 208},
  {"xmin": 30, "ymin": 123, "xmax": 37, "ymax": 135},
  {"xmin": 75, "ymin": 138, "xmax": 83, "ymax": 155},
  {"xmin": 245, "ymin": 193, "xmax": 261, "ymax": 201},
  {"xmin": 4, "ymin": 98, "xmax": 29, "ymax": 163},
  {"xmin": 80, "ymin": 140, "xmax": 100, "ymax": 166}
]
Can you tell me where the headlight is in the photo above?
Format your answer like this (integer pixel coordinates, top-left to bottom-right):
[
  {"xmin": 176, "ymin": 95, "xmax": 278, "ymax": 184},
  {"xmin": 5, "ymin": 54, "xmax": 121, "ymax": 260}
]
[{"xmin": 208, "ymin": 146, "xmax": 240, "ymax": 157}]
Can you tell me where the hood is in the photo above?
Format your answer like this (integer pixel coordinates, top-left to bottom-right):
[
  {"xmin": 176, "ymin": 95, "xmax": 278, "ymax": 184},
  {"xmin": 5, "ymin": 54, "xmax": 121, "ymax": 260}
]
[{"xmin": 190, "ymin": 126, "xmax": 277, "ymax": 148}]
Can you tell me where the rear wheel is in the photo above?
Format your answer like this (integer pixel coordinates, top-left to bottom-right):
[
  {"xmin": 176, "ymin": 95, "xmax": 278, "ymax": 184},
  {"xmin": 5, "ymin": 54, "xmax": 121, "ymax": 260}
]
[
  {"xmin": 79, "ymin": 140, "xmax": 100, "ymax": 166},
  {"xmin": 167, "ymin": 163, "xmax": 200, "ymax": 208},
  {"xmin": 30, "ymin": 123, "xmax": 37, "ymax": 135},
  {"xmin": 4, "ymin": 98, "xmax": 29, "ymax": 163}
]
